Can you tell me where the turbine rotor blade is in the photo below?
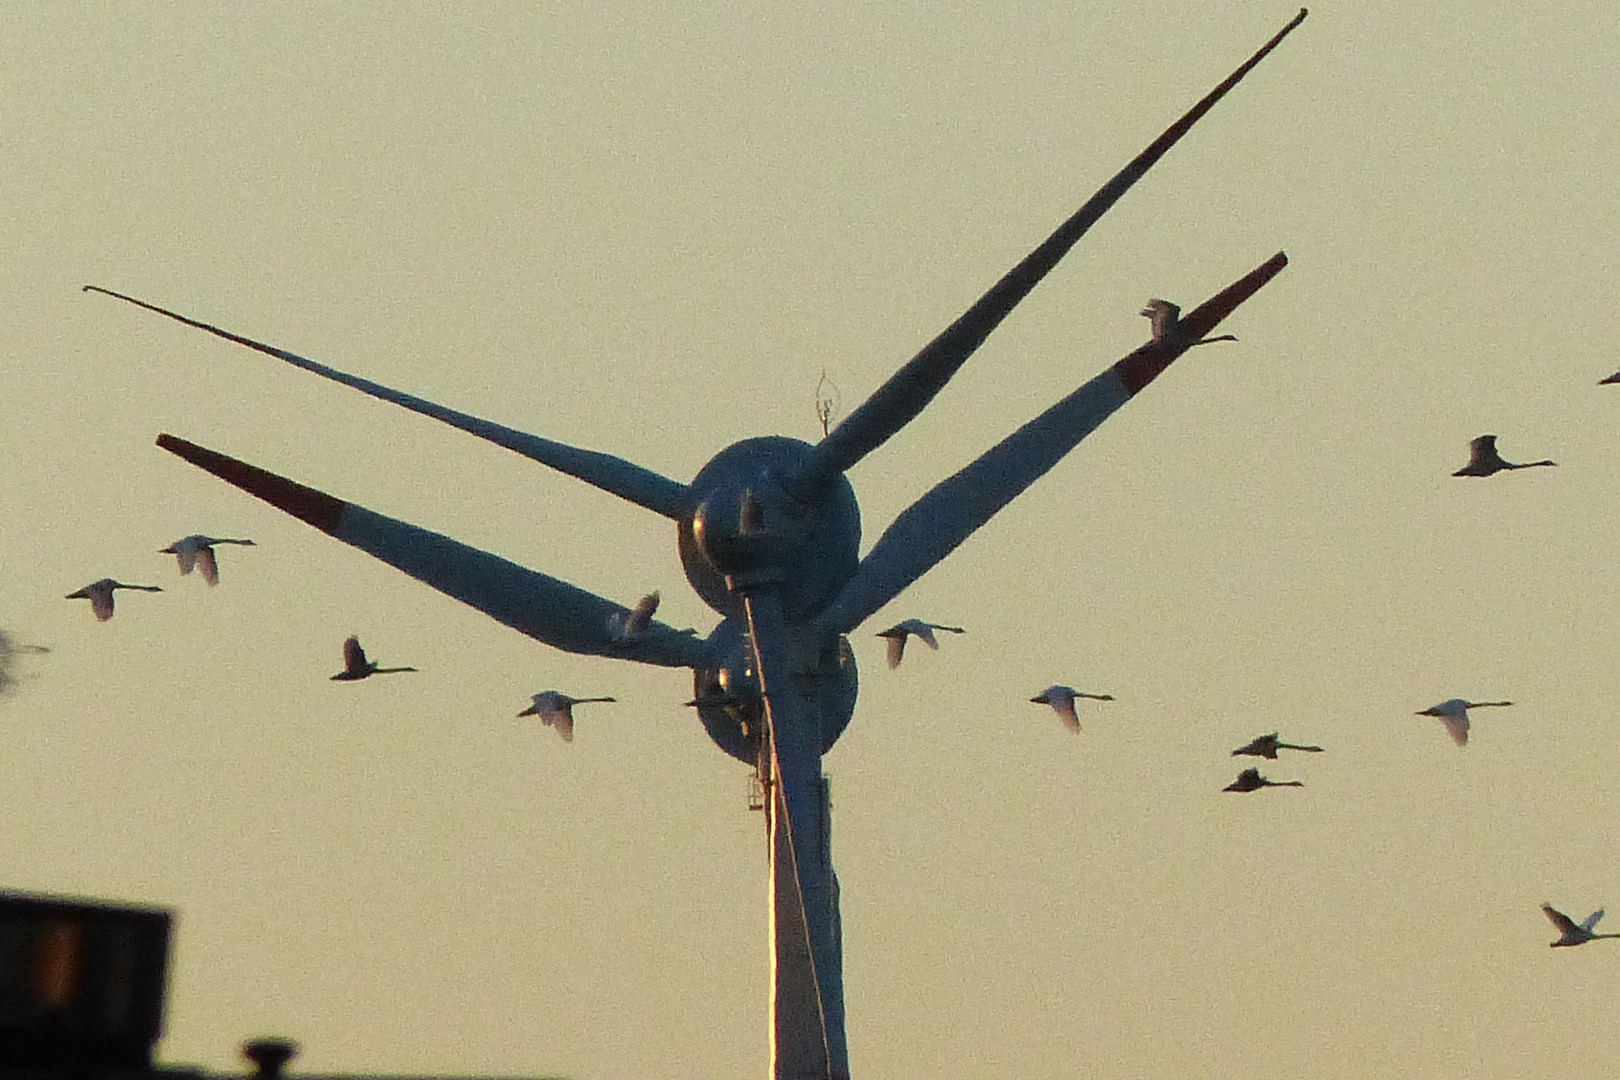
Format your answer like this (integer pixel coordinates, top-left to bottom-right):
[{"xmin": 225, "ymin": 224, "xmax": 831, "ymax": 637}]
[
  {"xmin": 785, "ymin": 8, "xmax": 1307, "ymax": 498},
  {"xmin": 743, "ymin": 590, "xmax": 848, "ymax": 1079},
  {"xmin": 156, "ymin": 434, "xmax": 709, "ymax": 668},
  {"xmin": 814, "ymin": 252, "xmax": 1287, "ymax": 639},
  {"xmin": 88, "ymin": 286, "xmax": 690, "ymax": 520}
]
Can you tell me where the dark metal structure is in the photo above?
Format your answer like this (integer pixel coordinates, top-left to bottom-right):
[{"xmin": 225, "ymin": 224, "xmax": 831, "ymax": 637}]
[
  {"xmin": 0, "ymin": 891, "xmax": 172, "ymax": 1072},
  {"xmin": 0, "ymin": 891, "xmax": 570, "ymax": 1080},
  {"xmin": 87, "ymin": 10, "xmax": 1305, "ymax": 1077}
]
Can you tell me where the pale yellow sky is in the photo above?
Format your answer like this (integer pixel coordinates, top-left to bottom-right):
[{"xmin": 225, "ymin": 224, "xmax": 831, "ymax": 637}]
[{"xmin": 4, "ymin": 4, "xmax": 1620, "ymax": 1078}]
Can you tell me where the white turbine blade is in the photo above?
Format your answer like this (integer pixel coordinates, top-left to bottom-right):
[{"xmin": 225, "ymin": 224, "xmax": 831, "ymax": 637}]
[
  {"xmin": 783, "ymin": 7, "xmax": 1308, "ymax": 499},
  {"xmin": 89, "ymin": 287, "xmax": 691, "ymax": 520},
  {"xmin": 813, "ymin": 253, "xmax": 1288, "ymax": 638},
  {"xmin": 1583, "ymin": 909, "xmax": 1606, "ymax": 932},
  {"xmin": 157, "ymin": 434, "xmax": 710, "ymax": 669}
]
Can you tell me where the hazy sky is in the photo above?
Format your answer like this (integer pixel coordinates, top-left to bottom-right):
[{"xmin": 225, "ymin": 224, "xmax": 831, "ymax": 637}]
[{"xmin": 4, "ymin": 4, "xmax": 1619, "ymax": 1078}]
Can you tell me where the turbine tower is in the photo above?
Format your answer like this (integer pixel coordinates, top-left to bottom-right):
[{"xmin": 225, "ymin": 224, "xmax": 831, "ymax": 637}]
[{"xmin": 89, "ymin": 11, "xmax": 1305, "ymax": 1077}]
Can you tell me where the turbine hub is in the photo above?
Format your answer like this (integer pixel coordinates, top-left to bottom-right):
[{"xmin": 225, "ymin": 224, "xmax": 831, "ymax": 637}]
[{"xmin": 679, "ymin": 437, "xmax": 860, "ymax": 621}]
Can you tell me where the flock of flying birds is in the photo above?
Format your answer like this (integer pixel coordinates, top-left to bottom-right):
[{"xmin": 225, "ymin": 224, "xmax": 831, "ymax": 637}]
[
  {"xmin": 55, "ymin": 311, "xmax": 1620, "ymax": 949},
  {"xmin": 854, "ymin": 325, "xmax": 1620, "ymax": 951},
  {"xmin": 62, "ymin": 534, "xmax": 415, "ymax": 682}
]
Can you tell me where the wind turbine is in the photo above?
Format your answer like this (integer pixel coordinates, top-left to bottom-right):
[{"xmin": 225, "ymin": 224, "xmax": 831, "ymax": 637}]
[{"xmin": 87, "ymin": 10, "xmax": 1304, "ymax": 1077}]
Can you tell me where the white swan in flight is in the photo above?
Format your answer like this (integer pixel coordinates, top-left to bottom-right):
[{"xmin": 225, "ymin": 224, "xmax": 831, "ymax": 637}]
[
  {"xmin": 1415, "ymin": 698, "xmax": 1511, "ymax": 746},
  {"xmin": 160, "ymin": 534, "xmax": 255, "ymax": 585},
  {"xmin": 1232, "ymin": 732, "xmax": 1324, "ymax": 759},
  {"xmin": 65, "ymin": 578, "xmax": 162, "ymax": 621},
  {"xmin": 1452, "ymin": 435, "xmax": 1555, "ymax": 477},
  {"xmin": 519, "ymin": 691, "xmax": 616, "ymax": 742},
  {"xmin": 1542, "ymin": 904, "xmax": 1620, "ymax": 947},
  {"xmin": 1222, "ymin": 767, "xmax": 1302, "ymax": 792},
  {"xmin": 1030, "ymin": 684, "xmax": 1114, "ymax": 732},
  {"xmin": 876, "ymin": 619, "xmax": 965, "ymax": 669},
  {"xmin": 330, "ymin": 636, "xmax": 417, "ymax": 681},
  {"xmin": 608, "ymin": 591, "xmax": 659, "ymax": 642}
]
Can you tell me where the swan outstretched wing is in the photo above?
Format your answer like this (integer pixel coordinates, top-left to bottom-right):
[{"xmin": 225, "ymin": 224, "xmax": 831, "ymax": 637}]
[
  {"xmin": 1543, "ymin": 904, "xmax": 1581, "ymax": 936},
  {"xmin": 197, "ymin": 546, "xmax": 220, "ymax": 586},
  {"xmin": 1440, "ymin": 712, "xmax": 1470, "ymax": 746},
  {"xmin": 534, "ymin": 698, "xmax": 575, "ymax": 740},
  {"xmin": 1051, "ymin": 696, "xmax": 1080, "ymax": 732}
]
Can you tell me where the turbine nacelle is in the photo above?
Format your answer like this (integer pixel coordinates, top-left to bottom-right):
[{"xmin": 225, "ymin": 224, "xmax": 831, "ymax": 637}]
[{"xmin": 691, "ymin": 617, "xmax": 857, "ymax": 764}]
